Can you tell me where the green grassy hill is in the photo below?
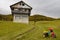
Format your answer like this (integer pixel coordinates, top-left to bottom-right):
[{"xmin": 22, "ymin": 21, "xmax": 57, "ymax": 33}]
[
  {"xmin": 0, "ymin": 20, "xmax": 60, "ymax": 40},
  {"xmin": 0, "ymin": 14, "xmax": 12, "ymax": 21},
  {"xmin": 29, "ymin": 14, "xmax": 56, "ymax": 21}
]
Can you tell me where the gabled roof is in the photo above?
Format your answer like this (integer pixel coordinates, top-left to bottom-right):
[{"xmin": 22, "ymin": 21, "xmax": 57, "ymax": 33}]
[{"xmin": 10, "ymin": 1, "xmax": 32, "ymax": 9}]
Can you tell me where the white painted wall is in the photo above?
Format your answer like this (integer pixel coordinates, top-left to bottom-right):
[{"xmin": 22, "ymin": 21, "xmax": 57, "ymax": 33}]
[{"xmin": 13, "ymin": 14, "xmax": 29, "ymax": 23}]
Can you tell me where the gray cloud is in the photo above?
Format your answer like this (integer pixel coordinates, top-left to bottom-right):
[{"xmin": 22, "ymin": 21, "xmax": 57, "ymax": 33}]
[{"xmin": 0, "ymin": 0, "xmax": 60, "ymax": 18}]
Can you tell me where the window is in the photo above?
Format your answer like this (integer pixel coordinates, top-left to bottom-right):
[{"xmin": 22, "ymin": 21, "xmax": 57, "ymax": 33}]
[
  {"xmin": 14, "ymin": 9, "xmax": 18, "ymax": 10},
  {"xmin": 12, "ymin": 8, "xmax": 14, "ymax": 10},
  {"xmin": 22, "ymin": 9, "xmax": 25, "ymax": 12},
  {"xmin": 22, "ymin": 4, "xmax": 25, "ymax": 6},
  {"xmin": 15, "ymin": 16, "xmax": 21, "ymax": 20},
  {"xmin": 20, "ymin": 3, "xmax": 21, "ymax": 5},
  {"xmin": 20, "ymin": 3, "xmax": 25, "ymax": 6},
  {"xmin": 22, "ymin": 15, "xmax": 27, "ymax": 18},
  {"xmin": 25, "ymin": 9, "xmax": 27, "ymax": 12},
  {"xmin": 26, "ymin": 10, "xmax": 29, "ymax": 12},
  {"xmin": 29, "ymin": 9, "xmax": 30, "ymax": 12},
  {"xmin": 19, "ymin": 9, "xmax": 25, "ymax": 12},
  {"xmin": 25, "ymin": 9, "xmax": 29, "ymax": 13}
]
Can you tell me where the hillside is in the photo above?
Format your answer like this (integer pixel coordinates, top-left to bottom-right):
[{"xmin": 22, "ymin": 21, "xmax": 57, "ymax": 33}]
[
  {"xmin": 29, "ymin": 14, "xmax": 56, "ymax": 21},
  {"xmin": 0, "ymin": 14, "xmax": 12, "ymax": 21}
]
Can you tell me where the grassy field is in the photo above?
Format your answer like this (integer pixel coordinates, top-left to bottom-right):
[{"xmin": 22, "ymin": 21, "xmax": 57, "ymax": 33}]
[{"xmin": 0, "ymin": 20, "xmax": 60, "ymax": 40}]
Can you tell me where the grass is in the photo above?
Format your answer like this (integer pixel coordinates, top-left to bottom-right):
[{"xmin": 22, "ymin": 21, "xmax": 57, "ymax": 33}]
[
  {"xmin": 0, "ymin": 20, "xmax": 60, "ymax": 40},
  {"xmin": 0, "ymin": 21, "xmax": 33, "ymax": 40},
  {"xmin": 17, "ymin": 20, "xmax": 60, "ymax": 40}
]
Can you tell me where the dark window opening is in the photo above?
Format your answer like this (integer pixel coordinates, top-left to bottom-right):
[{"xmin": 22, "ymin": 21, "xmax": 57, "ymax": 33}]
[
  {"xmin": 29, "ymin": 9, "xmax": 30, "ymax": 12},
  {"xmin": 14, "ymin": 8, "xmax": 18, "ymax": 10},
  {"xmin": 11, "ymin": 8, "xmax": 14, "ymax": 10},
  {"xmin": 20, "ymin": 3, "xmax": 21, "ymax": 5},
  {"xmin": 25, "ymin": 9, "xmax": 27, "ymax": 12},
  {"xmin": 22, "ymin": 4, "xmax": 25, "ymax": 6}
]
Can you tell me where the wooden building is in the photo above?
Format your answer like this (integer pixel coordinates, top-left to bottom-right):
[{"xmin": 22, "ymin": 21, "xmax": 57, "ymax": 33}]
[{"xmin": 10, "ymin": 1, "xmax": 32, "ymax": 23}]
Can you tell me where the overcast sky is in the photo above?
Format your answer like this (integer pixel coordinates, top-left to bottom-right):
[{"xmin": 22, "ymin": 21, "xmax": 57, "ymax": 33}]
[{"xmin": 0, "ymin": 0, "xmax": 60, "ymax": 18}]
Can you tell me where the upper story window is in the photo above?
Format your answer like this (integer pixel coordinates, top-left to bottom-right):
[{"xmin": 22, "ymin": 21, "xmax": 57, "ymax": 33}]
[
  {"xmin": 29, "ymin": 9, "xmax": 30, "ymax": 12},
  {"xmin": 22, "ymin": 4, "xmax": 25, "ymax": 6},
  {"xmin": 25, "ymin": 9, "xmax": 29, "ymax": 13},
  {"xmin": 25, "ymin": 9, "xmax": 27, "ymax": 12},
  {"xmin": 20, "ymin": 2, "xmax": 25, "ymax": 6},
  {"xmin": 19, "ymin": 8, "xmax": 22, "ymax": 11},
  {"xmin": 14, "ymin": 9, "xmax": 18, "ymax": 10},
  {"xmin": 20, "ymin": 3, "xmax": 21, "ymax": 5}
]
